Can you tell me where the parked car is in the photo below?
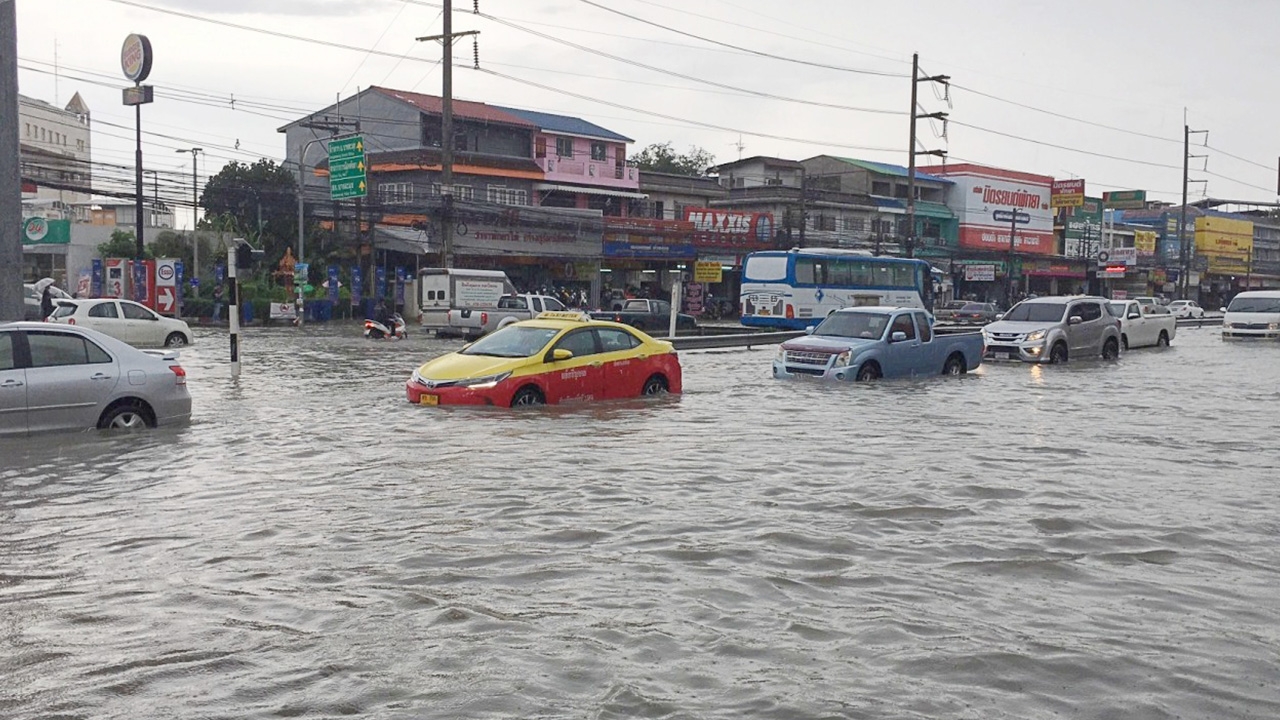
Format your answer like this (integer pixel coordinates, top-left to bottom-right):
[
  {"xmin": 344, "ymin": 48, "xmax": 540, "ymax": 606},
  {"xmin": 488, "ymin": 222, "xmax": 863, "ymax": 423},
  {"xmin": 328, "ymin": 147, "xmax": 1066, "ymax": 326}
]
[
  {"xmin": 953, "ymin": 302, "xmax": 1000, "ymax": 326},
  {"xmin": 1167, "ymin": 300, "xmax": 1205, "ymax": 319},
  {"xmin": 0, "ymin": 322, "xmax": 191, "ymax": 437},
  {"xmin": 1221, "ymin": 290, "xmax": 1280, "ymax": 340},
  {"xmin": 589, "ymin": 299, "xmax": 697, "ymax": 334},
  {"xmin": 772, "ymin": 307, "xmax": 984, "ymax": 381},
  {"xmin": 406, "ymin": 311, "xmax": 682, "ymax": 407},
  {"xmin": 932, "ymin": 300, "xmax": 969, "ymax": 323},
  {"xmin": 48, "ymin": 299, "xmax": 194, "ymax": 347},
  {"xmin": 982, "ymin": 296, "xmax": 1121, "ymax": 363},
  {"xmin": 1109, "ymin": 300, "xmax": 1176, "ymax": 349}
]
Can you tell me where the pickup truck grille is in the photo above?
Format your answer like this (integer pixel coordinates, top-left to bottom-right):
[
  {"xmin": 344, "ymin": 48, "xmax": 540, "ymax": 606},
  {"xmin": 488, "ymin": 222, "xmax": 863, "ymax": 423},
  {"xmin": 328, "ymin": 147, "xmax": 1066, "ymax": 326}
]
[
  {"xmin": 986, "ymin": 332, "xmax": 1025, "ymax": 343},
  {"xmin": 786, "ymin": 367, "xmax": 826, "ymax": 376},
  {"xmin": 785, "ymin": 349, "xmax": 835, "ymax": 365}
]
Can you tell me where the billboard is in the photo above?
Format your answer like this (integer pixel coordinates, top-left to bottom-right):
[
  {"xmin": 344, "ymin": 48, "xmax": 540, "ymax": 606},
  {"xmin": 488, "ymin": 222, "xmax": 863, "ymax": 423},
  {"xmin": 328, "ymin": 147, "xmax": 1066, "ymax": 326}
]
[
  {"xmin": 1063, "ymin": 197, "xmax": 1103, "ymax": 257},
  {"xmin": 1103, "ymin": 190, "xmax": 1146, "ymax": 209},
  {"xmin": 924, "ymin": 166, "xmax": 1055, "ymax": 255},
  {"xmin": 1051, "ymin": 179, "xmax": 1085, "ymax": 208},
  {"xmin": 1195, "ymin": 216, "xmax": 1253, "ymax": 273},
  {"xmin": 683, "ymin": 208, "xmax": 776, "ymax": 249},
  {"xmin": 603, "ymin": 217, "xmax": 696, "ymax": 260}
]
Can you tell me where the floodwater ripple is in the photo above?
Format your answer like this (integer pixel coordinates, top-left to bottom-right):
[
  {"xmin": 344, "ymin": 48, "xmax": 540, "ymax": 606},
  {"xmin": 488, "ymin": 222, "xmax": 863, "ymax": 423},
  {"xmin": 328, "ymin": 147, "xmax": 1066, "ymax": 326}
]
[{"xmin": 2, "ymin": 324, "xmax": 1279, "ymax": 719}]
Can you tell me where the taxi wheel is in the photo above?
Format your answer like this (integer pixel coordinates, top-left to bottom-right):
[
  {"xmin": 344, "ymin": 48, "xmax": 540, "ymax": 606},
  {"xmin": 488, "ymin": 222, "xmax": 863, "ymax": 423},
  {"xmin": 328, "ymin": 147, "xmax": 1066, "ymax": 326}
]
[
  {"xmin": 510, "ymin": 386, "xmax": 545, "ymax": 407},
  {"xmin": 641, "ymin": 374, "xmax": 668, "ymax": 396}
]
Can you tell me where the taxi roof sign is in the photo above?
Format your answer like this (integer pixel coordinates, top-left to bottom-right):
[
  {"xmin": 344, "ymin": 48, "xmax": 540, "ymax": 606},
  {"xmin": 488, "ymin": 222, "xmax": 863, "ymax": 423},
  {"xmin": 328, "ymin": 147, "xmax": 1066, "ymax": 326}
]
[{"xmin": 537, "ymin": 311, "xmax": 591, "ymax": 322}]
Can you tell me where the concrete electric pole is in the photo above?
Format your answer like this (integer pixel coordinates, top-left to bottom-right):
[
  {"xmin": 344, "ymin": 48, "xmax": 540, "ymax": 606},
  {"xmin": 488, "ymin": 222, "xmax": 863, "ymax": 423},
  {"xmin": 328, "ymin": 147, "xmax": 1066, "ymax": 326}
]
[
  {"xmin": 0, "ymin": 0, "xmax": 23, "ymax": 321},
  {"xmin": 417, "ymin": 0, "xmax": 478, "ymax": 269},
  {"xmin": 905, "ymin": 52, "xmax": 949, "ymax": 260},
  {"xmin": 1179, "ymin": 119, "xmax": 1208, "ymax": 300},
  {"xmin": 176, "ymin": 147, "xmax": 202, "ymax": 281}
]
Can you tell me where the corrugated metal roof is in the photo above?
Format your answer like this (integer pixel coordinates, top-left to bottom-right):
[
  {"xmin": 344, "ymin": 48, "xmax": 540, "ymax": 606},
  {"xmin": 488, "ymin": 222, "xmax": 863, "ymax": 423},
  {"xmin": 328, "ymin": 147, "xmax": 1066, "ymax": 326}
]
[
  {"xmin": 831, "ymin": 157, "xmax": 953, "ymax": 184},
  {"xmin": 493, "ymin": 106, "xmax": 632, "ymax": 142},
  {"xmin": 372, "ymin": 87, "xmax": 535, "ymax": 127}
]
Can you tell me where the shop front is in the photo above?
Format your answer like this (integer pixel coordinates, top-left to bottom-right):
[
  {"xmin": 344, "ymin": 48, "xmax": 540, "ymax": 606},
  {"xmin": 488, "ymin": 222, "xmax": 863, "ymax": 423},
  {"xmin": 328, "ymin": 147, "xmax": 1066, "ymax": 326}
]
[
  {"xmin": 601, "ymin": 217, "xmax": 696, "ymax": 308},
  {"xmin": 1023, "ymin": 258, "xmax": 1088, "ymax": 297},
  {"xmin": 685, "ymin": 207, "xmax": 779, "ymax": 317},
  {"xmin": 20, "ymin": 217, "xmax": 72, "ymax": 286}
]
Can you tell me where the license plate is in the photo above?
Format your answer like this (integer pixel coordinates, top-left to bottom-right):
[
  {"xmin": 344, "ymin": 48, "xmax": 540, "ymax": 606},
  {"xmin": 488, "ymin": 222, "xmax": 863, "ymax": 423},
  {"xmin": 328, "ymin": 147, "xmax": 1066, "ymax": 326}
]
[
  {"xmin": 759, "ymin": 309, "xmax": 771, "ymax": 316},
  {"xmin": 419, "ymin": 394, "xmax": 439, "ymax": 406}
]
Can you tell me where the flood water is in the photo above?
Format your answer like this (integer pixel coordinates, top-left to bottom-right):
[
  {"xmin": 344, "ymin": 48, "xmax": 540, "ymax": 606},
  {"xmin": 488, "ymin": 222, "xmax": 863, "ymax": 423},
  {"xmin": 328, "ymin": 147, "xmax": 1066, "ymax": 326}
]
[{"xmin": 2, "ymin": 322, "xmax": 1279, "ymax": 719}]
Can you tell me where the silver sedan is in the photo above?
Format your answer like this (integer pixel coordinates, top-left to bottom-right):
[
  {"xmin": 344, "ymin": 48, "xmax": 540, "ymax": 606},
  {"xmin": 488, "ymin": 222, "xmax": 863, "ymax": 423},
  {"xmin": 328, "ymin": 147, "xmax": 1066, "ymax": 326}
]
[{"xmin": 0, "ymin": 322, "xmax": 192, "ymax": 437}]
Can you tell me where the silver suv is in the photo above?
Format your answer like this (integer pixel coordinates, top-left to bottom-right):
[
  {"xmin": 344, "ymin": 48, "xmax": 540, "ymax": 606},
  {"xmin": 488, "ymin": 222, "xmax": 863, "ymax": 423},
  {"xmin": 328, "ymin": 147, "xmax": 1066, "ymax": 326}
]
[{"xmin": 982, "ymin": 296, "xmax": 1121, "ymax": 364}]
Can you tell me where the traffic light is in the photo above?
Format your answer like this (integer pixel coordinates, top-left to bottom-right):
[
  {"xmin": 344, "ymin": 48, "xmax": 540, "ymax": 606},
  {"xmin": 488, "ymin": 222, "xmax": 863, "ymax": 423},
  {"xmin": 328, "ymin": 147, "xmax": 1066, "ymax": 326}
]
[{"xmin": 234, "ymin": 240, "xmax": 264, "ymax": 270}]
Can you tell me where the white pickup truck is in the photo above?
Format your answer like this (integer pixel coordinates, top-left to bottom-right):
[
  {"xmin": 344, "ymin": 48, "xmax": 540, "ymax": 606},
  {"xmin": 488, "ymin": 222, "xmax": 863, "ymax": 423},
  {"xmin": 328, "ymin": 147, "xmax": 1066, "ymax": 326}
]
[
  {"xmin": 1109, "ymin": 299, "xmax": 1177, "ymax": 349},
  {"xmin": 445, "ymin": 293, "xmax": 568, "ymax": 338}
]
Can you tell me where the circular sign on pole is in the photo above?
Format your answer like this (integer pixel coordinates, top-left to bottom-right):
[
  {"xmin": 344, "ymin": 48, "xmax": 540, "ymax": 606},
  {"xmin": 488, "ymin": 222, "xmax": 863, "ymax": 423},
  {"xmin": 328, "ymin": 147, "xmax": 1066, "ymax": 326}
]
[
  {"xmin": 23, "ymin": 218, "xmax": 49, "ymax": 243},
  {"xmin": 121, "ymin": 34, "xmax": 154, "ymax": 83},
  {"xmin": 1097, "ymin": 251, "xmax": 1110, "ymax": 263}
]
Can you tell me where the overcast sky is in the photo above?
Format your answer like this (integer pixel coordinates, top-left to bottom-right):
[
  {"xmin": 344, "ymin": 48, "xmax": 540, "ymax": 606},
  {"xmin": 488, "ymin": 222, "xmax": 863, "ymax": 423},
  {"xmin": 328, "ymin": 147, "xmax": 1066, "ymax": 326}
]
[{"xmin": 15, "ymin": 0, "xmax": 1280, "ymax": 228}]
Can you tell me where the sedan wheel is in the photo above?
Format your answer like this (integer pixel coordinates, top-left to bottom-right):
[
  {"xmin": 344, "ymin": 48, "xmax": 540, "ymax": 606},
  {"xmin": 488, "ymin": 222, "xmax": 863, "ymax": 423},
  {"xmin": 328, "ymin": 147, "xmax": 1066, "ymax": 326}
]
[
  {"xmin": 164, "ymin": 332, "xmax": 189, "ymax": 347},
  {"xmin": 99, "ymin": 403, "xmax": 152, "ymax": 431}
]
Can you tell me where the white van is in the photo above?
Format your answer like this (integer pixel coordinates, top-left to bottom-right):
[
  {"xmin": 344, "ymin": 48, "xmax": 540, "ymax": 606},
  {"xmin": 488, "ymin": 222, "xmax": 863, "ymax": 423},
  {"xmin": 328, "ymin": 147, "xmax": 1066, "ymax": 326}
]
[
  {"xmin": 417, "ymin": 268, "xmax": 516, "ymax": 335},
  {"xmin": 1221, "ymin": 290, "xmax": 1280, "ymax": 340}
]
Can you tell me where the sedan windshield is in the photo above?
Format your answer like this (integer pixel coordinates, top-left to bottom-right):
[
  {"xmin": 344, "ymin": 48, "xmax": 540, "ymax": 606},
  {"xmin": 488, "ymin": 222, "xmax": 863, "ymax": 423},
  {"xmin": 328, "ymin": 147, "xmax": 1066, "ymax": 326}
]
[
  {"xmin": 461, "ymin": 326, "xmax": 560, "ymax": 358},
  {"xmin": 1227, "ymin": 297, "xmax": 1280, "ymax": 313},
  {"xmin": 1002, "ymin": 302, "xmax": 1067, "ymax": 323},
  {"xmin": 813, "ymin": 312, "xmax": 889, "ymax": 340}
]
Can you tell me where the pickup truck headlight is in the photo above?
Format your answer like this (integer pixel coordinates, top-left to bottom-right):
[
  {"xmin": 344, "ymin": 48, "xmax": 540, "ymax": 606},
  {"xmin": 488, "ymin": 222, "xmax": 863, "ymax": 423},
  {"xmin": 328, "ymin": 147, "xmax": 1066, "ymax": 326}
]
[
  {"xmin": 456, "ymin": 371, "xmax": 512, "ymax": 388},
  {"xmin": 1269, "ymin": 323, "xmax": 1280, "ymax": 331},
  {"xmin": 1025, "ymin": 330, "xmax": 1047, "ymax": 342},
  {"xmin": 776, "ymin": 346, "xmax": 787, "ymax": 361},
  {"xmin": 834, "ymin": 350, "xmax": 852, "ymax": 367}
]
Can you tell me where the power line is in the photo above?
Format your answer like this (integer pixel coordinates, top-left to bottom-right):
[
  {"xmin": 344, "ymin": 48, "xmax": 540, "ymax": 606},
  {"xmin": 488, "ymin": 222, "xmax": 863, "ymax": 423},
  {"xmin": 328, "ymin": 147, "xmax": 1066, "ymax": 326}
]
[{"xmin": 950, "ymin": 83, "xmax": 1181, "ymax": 145}]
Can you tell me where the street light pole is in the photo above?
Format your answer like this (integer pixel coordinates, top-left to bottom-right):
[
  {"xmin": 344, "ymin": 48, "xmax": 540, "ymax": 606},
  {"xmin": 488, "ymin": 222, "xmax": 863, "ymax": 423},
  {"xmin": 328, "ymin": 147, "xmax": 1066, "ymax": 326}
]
[
  {"xmin": 176, "ymin": 148, "xmax": 202, "ymax": 283},
  {"xmin": 0, "ymin": 0, "xmax": 19, "ymax": 321}
]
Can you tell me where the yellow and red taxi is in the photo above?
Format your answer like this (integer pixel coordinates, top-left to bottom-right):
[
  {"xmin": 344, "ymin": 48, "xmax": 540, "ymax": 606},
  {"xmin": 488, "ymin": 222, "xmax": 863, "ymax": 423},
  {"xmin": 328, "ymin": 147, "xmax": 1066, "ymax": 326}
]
[{"xmin": 406, "ymin": 312, "xmax": 682, "ymax": 407}]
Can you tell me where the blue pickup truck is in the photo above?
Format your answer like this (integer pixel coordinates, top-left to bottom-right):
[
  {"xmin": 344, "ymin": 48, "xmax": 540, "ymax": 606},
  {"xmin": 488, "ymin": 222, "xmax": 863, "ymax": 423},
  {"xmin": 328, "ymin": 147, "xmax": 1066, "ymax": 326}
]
[{"xmin": 772, "ymin": 306, "xmax": 985, "ymax": 381}]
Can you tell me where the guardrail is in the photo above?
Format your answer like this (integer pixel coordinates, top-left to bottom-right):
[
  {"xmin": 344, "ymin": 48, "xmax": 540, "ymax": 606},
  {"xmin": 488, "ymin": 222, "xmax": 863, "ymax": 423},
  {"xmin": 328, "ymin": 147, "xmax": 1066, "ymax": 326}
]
[{"xmin": 663, "ymin": 331, "xmax": 805, "ymax": 350}]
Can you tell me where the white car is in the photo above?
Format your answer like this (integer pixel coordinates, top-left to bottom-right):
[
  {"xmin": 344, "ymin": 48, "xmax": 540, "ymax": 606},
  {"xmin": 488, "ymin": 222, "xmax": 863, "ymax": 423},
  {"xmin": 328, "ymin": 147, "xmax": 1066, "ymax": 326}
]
[
  {"xmin": 1167, "ymin": 300, "xmax": 1205, "ymax": 319},
  {"xmin": 49, "ymin": 299, "xmax": 194, "ymax": 348}
]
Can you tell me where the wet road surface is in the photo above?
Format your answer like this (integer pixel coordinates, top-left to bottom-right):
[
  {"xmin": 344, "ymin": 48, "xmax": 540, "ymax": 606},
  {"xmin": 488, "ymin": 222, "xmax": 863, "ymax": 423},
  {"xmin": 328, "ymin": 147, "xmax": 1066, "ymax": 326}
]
[{"xmin": 2, "ymin": 322, "xmax": 1279, "ymax": 719}]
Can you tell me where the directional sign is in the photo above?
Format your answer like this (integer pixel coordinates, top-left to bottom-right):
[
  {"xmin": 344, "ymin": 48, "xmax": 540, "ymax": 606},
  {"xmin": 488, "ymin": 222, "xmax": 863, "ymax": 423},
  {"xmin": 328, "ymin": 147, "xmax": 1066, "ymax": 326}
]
[
  {"xmin": 328, "ymin": 135, "xmax": 367, "ymax": 200},
  {"xmin": 993, "ymin": 210, "xmax": 1031, "ymax": 224},
  {"xmin": 157, "ymin": 285, "xmax": 176, "ymax": 315}
]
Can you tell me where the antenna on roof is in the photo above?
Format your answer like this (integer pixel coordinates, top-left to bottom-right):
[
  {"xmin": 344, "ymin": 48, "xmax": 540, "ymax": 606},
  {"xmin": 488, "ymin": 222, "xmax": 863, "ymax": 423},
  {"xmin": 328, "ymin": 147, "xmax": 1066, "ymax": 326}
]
[{"xmin": 730, "ymin": 134, "xmax": 746, "ymax": 161}]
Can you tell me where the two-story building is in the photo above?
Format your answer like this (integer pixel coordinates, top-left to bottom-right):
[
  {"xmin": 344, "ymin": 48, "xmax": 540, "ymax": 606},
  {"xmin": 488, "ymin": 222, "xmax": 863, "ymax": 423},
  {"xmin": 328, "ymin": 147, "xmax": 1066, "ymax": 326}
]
[{"xmin": 280, "ymin": 87, "xmax": 644, "ymax": 299}]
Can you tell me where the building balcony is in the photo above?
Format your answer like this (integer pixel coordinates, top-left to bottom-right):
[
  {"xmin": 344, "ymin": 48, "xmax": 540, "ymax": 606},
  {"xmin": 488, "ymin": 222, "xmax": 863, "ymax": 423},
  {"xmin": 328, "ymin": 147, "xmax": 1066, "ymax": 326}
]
[{"xmin": 536, "ymin": 156, "xmax": 639, "ymax": 188}]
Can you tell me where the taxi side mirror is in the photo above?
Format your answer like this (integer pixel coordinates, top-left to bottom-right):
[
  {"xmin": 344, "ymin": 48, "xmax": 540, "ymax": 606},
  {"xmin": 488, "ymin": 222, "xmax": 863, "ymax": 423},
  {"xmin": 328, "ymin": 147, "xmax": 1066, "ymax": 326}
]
[{"xmin": 552, "ymin": 348, "xmax": 573, "ymax": 362}]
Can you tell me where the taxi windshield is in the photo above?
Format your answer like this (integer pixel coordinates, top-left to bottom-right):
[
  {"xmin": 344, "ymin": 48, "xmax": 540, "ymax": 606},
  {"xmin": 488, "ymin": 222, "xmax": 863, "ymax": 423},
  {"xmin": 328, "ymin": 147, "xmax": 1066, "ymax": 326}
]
[{"xmin": 461, "ymin": 326, "xmax": 560, "ymax": 358}]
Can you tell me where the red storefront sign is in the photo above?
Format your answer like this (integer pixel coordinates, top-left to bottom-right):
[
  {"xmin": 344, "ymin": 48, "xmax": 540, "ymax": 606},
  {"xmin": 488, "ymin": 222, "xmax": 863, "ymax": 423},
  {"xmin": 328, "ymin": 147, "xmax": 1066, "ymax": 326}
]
[
  {"xmin": 957, "ymin": 226, "xmax": 1056, "ymax": 255},
  {"xmin": 682, "ymin": 208, "xmax": 776, "ymax": 249}
]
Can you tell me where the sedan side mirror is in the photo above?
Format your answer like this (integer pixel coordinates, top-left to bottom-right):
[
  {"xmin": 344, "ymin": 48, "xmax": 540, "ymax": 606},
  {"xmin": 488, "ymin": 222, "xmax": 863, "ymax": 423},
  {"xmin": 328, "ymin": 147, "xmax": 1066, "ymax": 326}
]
[
  {"xmin": 1069, "ymin": 316, "xmax": 1083, "ymax": 325},
  {"xmin": 891, "ymin": 331, "xmax": 907, "ymax": 342},
  {"xmin": 552, "ymin": 348, "xmax": 574, "ymax": 362}
]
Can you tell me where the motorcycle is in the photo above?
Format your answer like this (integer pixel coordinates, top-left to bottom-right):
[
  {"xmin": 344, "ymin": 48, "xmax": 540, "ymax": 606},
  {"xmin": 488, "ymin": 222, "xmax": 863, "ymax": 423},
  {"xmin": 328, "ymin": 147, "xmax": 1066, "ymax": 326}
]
[{"xmin": 363, "ymin": 313, "xmax": 408, "ymax": 340}]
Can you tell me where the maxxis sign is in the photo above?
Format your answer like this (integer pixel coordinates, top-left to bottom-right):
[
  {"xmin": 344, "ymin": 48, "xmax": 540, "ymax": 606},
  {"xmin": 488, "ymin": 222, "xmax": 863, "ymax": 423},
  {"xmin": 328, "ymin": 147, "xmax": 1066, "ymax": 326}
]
[
  {"xmin": 683, "ymin": 208, "xmax": 775, "ymax": 250},
  {"xmin": 121, "ymin": 34, "xmax": 153, "ymax": 83}
]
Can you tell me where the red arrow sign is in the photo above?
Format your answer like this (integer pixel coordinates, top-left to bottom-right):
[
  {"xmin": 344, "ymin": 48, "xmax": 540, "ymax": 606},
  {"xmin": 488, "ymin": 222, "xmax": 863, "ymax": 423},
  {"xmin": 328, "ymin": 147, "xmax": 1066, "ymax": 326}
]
[{"xmin": 157, "ymin": 286, "xmax": 175, "ymax": 314}]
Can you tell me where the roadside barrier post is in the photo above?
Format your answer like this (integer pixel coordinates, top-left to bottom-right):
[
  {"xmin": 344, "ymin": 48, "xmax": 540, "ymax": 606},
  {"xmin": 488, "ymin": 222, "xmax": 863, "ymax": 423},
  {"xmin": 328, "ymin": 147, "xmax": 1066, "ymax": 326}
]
[
  {"xmin": 669, "ymin": 273, "xmax": 682, "ymax": 339},
  {"xmin": 228, "ymin": 242, "xmax": 240, "ymax": 379}
]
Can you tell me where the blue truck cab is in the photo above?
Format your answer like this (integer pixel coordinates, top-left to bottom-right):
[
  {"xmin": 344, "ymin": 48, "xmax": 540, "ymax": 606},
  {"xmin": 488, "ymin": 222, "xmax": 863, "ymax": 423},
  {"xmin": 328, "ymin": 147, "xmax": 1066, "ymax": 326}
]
[{"xmin": 772, "ymin": 306, "xmax": 985, "ymax": 381}]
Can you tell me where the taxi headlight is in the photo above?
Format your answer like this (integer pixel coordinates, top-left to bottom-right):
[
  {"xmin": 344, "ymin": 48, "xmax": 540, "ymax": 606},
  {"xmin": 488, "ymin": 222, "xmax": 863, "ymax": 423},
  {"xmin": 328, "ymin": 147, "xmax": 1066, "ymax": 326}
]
[
  {"xmin": 834, "ymin": 350, "xmax": 852, "ymax": 367},
  {"xmin": 1025, "ymin": 329, "xmax": 1047, "ymax": 342},
  {"xmin": 457, "ymin": 371, "xmax": 512, "ymax": 388},
  {"xmin": 453, "ymin": 368, "xmax": 506, "ymax": 386}
]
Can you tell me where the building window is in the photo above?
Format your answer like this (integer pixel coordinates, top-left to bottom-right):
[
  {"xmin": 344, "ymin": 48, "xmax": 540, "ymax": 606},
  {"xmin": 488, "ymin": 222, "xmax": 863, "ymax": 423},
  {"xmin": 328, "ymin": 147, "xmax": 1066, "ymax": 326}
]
[
  {"xmin": 653, "ymin": 200, "xmax": 665, "ymax": 219},
  {"xmin": 77, "ymin": 139, "xmax": 85, "ymax": 151},
  {"xmin": 590, "ymin": 142, "xmax": 606, "ymax": 161},
  {"xmin": 871, "ymin": 180, "xmax": 891, "ymax": 196},
  {"xmin": 535, "ymin": 136, "xmax": 546, "ymax": 159},
  {"xmin": 429, "ymin": 183, "xmax": 474, "ymax": 201},
  {"xmin": 378, "ymin": 182, "xmax": 414, "ymax": 205},
  {"xmin": 24, "ymin": 123, "xmax": 30, "ymax": 137},
  {"xmin": 893, "ymin": 184, "xmax": 909, "ymax": 199},
  {"xmin": 556, "ymin": 137, "xmax": 573, "ymax": 158},
  {"xmin": 486, "ymin": 185, "xmax": 528, "ymax": 206},
  {"xmin": 840, "ymin": 216, "xmax": 866, "ymax": 233}
]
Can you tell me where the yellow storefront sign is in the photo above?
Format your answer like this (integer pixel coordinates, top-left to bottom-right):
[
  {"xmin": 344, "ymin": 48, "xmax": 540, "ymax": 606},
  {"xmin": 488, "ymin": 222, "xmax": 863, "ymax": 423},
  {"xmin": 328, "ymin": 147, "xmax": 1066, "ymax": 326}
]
[
  {"xmin": 1134, "ymin": 230, "xmax": 1157, "ymax": 254},
  {"xmin": 693, "ymin": 261, "xmax": 723, "ymax": 284},
  {"xmin": 1195, "ymin": 216, "xmax": 1253, "ymax": 261}
]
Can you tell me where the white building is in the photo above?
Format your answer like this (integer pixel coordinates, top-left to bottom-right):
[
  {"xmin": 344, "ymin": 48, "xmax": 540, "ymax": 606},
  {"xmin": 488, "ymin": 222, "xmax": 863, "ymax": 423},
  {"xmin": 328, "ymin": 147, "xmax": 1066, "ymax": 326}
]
[{"xmin": 19, "ymin": 92, "xmax": 93, "ymax": 218}]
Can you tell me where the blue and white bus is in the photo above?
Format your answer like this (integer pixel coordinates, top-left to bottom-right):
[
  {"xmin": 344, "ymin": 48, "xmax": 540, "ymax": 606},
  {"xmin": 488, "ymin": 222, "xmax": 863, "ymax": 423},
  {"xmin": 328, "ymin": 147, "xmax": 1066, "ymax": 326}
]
[{"xmin": 739, "ymin": 248, "xmax": 935, "ymax": 329}]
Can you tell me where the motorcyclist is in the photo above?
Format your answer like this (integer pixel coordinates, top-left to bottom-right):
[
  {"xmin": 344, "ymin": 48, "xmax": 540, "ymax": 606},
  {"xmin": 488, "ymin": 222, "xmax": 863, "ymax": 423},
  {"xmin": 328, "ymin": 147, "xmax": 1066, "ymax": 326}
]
[{"xmin": 374, "ymin": 298, "xmax": 394, "ymax": 330}]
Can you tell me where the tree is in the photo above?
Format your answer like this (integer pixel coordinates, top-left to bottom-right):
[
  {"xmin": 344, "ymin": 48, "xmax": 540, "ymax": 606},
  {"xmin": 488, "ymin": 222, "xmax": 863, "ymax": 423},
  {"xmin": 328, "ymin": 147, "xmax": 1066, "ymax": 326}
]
[
  {"xmin": 630, "ymin": 142, "xmax": 717, "ymax": 176},
  {"xmin": 200, "ymin": 159, "xmax": 298, "ymax": 263},
  {"xmin": 98, "ymin": 229, "xmax": 152, "ymax": 259}
]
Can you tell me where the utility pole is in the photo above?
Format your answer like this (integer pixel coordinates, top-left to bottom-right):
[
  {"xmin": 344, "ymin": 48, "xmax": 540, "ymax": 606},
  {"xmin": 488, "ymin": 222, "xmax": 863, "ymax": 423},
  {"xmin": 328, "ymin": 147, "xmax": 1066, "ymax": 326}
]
[
  {"xmin": 1006, "ymin": 209, "xmax": 1018, "ymax": 308},
  {"xmin": 0, "ymin": 0, "xmax": 22, "ymax": 320},
  {"xmin": 176, "ymin": 148, "xmax": 201, "ymax": 283},
  {"xmin": 417, "ymin": 1, "xmax": 478, "ymax": 269},
  {"xmin": 905, "ymin": 52, "xmax": 949, "ymax": 259},
  {"xmin": 1179, "ymin": 119, "xmax": 1208, "ymax": 300}
]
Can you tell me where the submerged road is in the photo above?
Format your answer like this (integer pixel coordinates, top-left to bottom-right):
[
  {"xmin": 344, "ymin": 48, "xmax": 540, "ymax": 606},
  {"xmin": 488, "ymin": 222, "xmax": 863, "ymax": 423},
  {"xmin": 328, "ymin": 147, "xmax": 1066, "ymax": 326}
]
[{"xmin": 2, "ymin": 323, "xmax": 1278, "ymax": 719}]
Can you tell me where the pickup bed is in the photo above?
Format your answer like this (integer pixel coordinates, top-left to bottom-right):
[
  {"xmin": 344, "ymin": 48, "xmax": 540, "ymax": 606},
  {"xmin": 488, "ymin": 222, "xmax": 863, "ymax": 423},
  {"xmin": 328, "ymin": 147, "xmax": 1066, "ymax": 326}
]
[
  {"xmin": 1109, "ymin": 299, "xmax": 1176, "ymax": 349},
  {"xmin": 772, "ymin": 306, "xmax": 984, "ymax": 381},
  {"xmin": 446, "ymin": 294, "xmax": 567, "ymax": 338},
  {"xmin": 590, "ymin": 299, "xmax": 698, "ymax": 333}
]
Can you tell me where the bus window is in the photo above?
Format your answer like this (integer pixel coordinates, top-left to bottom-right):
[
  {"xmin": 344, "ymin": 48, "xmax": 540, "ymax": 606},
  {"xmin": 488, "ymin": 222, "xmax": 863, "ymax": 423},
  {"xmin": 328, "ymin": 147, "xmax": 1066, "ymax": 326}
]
[
  {"xmin": 828, "ymin": 259, "xmax": 853, "ymax": 286},
  {"xmin": 850, "ymin": 260, "xmax": 874, "ymax": 285},
  {"xmin": 795, "ymin": 258, "xmax": 826, "ymax": 285},
  {"xmin": 742, "ymin": 255, "xmax": 788, "ymax": 282}
]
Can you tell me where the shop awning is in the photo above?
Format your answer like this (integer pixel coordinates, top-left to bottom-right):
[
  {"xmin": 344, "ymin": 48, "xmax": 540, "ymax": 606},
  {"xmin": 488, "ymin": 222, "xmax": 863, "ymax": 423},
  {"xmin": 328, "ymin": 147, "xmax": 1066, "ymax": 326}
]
[
  {"xmin": 870, "ymin": 198, "xmax": 954, "ymax": 220},
  {"xmin": 374, "ymin": 225, "xmax": 435, "ymax": 256},
  {"xmin": 533, "ymin": 182, "xmax": 648, "ymax": 200}
]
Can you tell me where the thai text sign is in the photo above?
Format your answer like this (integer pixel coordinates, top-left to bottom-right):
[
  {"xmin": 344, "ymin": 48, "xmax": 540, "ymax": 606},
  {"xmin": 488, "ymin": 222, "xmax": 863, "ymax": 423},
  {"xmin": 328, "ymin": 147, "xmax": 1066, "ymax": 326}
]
[
  {"xmin": 693, "ymin": 261, "xmax": 723, "ymax": 284},
  {"xmin": 938, "ymin": 170, "xmax": 1056, "ymax": 255},
  {"xmin": 1103, "ymin": 190, "xmax": 1146, "ymax": 210},
  {"xmin": 1134, "ymin": 230, "xmax": 1158, "ymax": 254},
  {"xmin": 1051, "ymin": 178, "xmax": 1086, "ymax": 208}
]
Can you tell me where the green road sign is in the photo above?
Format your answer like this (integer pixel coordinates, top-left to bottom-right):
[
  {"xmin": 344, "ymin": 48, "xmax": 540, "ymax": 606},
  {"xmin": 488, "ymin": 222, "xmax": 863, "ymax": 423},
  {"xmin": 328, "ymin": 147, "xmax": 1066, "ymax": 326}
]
[
  {"xmin": 1103, "ymin": 190, "xmax": 1146, "ymax": 210},
  {"xmin": 328, "ymin": 135, "xmax": 367, "ymax": 200}
]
